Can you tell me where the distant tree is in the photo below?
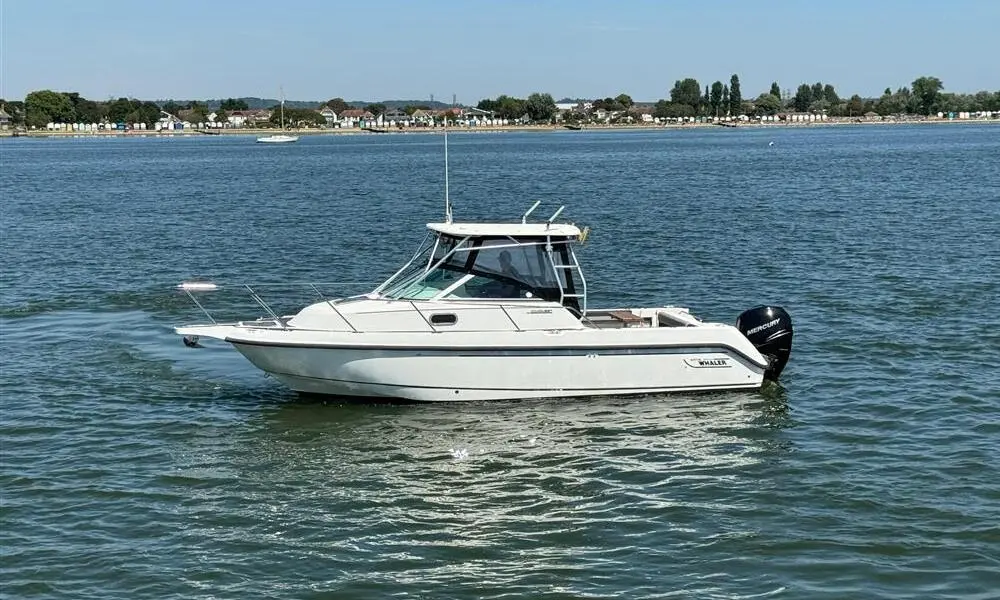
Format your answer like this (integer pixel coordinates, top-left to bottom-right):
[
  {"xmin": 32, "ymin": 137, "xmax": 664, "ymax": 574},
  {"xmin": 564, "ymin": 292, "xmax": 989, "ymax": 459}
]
[
  {"xmin": 477, "ymin": 98, "xmax": 499, "ymax": 113},
  {"xmin": 769, "ymin": 82, "xmax": 781, "ymax": 99},
  {"xmin": 876, "ymin": 88, "xmax": 902, "ymax": 116},
  {"xmin": 189, "ymin": 102, "xmax": 209, "ymax": 123},
  {"xmin": 846, "ymin": 94, "xmax": 864, "ymax": 116},
  {"xmin": 106, "ymin": 97, "xmax": 134, "ymax": 123},
  {"xmin": 754, "ymin": 93, "xmax": 782, "ymax": 115},
  {"xmin": 911, "ymin": 76, "xmax": 944, "ymax": 115},
  {"xmin": 615, "ymin": 93, "xmax": 633, "ymax": 109},
  {"xmin": 364, "ymin": 103, "xmax": 387, "ymax": 116},
  {"xmin": 670, "ymin": 78, "xmax": 701, "ymax": 108},
  {"xmin": 402, "ymin": 104, "xmax": 430, "ymax": 115},
  {"xmin": 596, "ymin": 96, "xmax": 621, "ymax": 111},
  {"xmin": 270, "ymin": 107, "xmax": 324, "ymax": 127},
  {"xmin": 220, "ymin": 98, "xmax": 248, "ymax": 111},
  {"xmin": 653, "ymin": 100, "xmax": 670, "ymax": 119},
  {"xmin": 721, "ymin": 85, "xmax": 730, "ymax": 115},
  {"xmin": 823, "ymin": 84, "xmax": 839, "ymax": 104},
  {"xmin": 525, "ymin": 92, "xmax": 557, "ymax": 122},
  {"xmin": 793, "ymin": 84, "xmax": 813, "ymax": 112},
  {"xmin": 131, "ymin": 101, "xmax": 162, "ymax": 125},
  {"xmin": 702, "ymin": 85, "xmax": 710, "ymax": 115},
  {"xmin": 709, "ymin": 81, "xmax": 724, "ymax": 116},
  {"xmin": 809, "ymin": 99, "xmax": 831, "ymax": 113},
  {"xmin": 162, "ymin": 101, "xmax": 183, "ymax": 116},
  {"xmin": 25, "ymin": 90, "xmax": 75, "ymax": 127},
  {"xmin": 214, "ymin": 108, "xmax": 228, "ymax": 124},
  {"xmin": 653, "ymin": 100, "xmax": 694, "ymax": 119},
  {"xmin": 729, "ymin": 74, "xmax": 742, "ymax": 116},
  {"xmin": 325, "ymin": 98, "xmax": 350, "ymax": 113},
  {"xmin": 73, "ymin": 98, "xmax": 105, "ymax": 123},
  {"xmin": 812, "ymin": 82, "xmax": 824, "ymax": 102},
  {"xmin": 494, "ymin": 95, "xmax": 526, "ymax": 120},
  {"xmin": 974, "ymin": 90, "xmax": 999, "ymax": 111}
]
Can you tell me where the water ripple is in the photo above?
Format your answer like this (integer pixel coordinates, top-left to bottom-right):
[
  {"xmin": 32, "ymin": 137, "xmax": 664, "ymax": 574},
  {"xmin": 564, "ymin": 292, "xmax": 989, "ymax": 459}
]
[{"xmin": 2, "ymin": 127, "xmax": 999, "ymax": 599}]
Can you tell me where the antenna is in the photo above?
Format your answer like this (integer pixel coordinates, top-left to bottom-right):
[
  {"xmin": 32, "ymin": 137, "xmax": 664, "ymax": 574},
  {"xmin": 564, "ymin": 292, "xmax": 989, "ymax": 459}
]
[
  {"xmin": 444, "ymin": 115, "xmax": 452, "ymax": 223},
  {"xmin": 547, "ymin": 205, "xmax": 565, "ymax": 223}
]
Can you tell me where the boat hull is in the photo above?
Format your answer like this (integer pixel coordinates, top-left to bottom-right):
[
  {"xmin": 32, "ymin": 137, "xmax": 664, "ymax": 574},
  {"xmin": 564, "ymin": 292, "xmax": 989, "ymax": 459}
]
[
  {"xmin": 256, "ymin": 135, "xmax": 299, "ymax": 143},
  {"xmin": 230, "ymin": 340, "xmax": 765, "ymax": 402}
]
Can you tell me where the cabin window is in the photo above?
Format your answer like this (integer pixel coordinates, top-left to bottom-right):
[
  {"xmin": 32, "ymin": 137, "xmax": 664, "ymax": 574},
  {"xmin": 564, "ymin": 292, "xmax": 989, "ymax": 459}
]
[
  {"xmin": 430, "ymin": 313, "xmax": 457, "ymax": 325},
  {"xmin": 382, "ymin": 235, "xmax": 574, "ymax": 302}
]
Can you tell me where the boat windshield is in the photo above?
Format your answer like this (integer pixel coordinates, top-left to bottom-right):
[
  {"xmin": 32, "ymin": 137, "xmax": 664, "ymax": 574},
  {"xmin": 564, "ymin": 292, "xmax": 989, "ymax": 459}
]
[{"xmin": 382, "ymin": 236, "xmax": 579, "ymax": 303}]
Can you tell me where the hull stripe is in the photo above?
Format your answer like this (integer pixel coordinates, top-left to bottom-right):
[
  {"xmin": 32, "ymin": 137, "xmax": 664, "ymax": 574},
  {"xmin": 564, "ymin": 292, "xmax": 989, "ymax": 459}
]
[
  {"xmin": 227, "ymin": 338, "xmax": 768, "ymax": 368},
  {"xmin": 267, "ymin": 369, "xmax": 762, "ymax": 393}
]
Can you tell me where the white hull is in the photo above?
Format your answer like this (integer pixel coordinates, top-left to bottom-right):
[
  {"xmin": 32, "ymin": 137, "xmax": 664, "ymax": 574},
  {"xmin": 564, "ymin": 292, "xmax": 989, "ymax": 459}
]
[
  {"xmin": 256, "ymin": 134, "xmax": 299, "ymax": 143},
  {"xmin": 227, "ymin": 336, "xmax": 765, "ymax": 402}
]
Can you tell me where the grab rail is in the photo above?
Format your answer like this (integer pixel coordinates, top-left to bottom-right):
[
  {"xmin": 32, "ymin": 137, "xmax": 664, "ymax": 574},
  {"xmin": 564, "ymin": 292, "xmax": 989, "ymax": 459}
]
[{"xmin": 178, "ymin": 281, "xmax": 560, "ymax": 335}]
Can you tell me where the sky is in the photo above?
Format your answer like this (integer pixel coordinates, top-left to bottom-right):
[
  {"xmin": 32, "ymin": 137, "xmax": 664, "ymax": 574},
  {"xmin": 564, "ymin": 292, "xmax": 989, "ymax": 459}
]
[{"xmin": 2, "ymin": 0, "xmax": 998, "ymax": 104}]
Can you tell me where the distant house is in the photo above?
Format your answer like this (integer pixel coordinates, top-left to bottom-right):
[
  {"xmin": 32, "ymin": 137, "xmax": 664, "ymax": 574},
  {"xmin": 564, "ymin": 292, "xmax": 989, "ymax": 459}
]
[
  {"xmin": 157, "ymin": 111, "xmax": 182, "ymax": 130},
  {"xmin": 382, "ymin": 108, "xmax": 410, "ymax": 126},
  {"xmin": 464, "ymin": 107, "xmax": 492, "ymax": 118},
  {"xmin": 226, "ymin": 110, "xmax": 251, "ymax": 127},
  {"xmin": 631, "ymin": 106, "xmax": 655, "ymax": 123},
  {"xmin": 226, "ymin": 109, "xmax": 271, "ymax": 127},
  {"xmin": 0, "ymin": 105, "xmax": 10, "ymax": 129},
  {"xmin": 410, "ymin": 109, "xmax": 434, "ymax": 125},
  {"xmin": 319, "ymin": 107, "xmax": 338, "ymax": 125},
  {"xmin": 339, "ymin": 109, "xmax": 374, "ymax": 128},
  {"xmin": 430, "ymin": 108, "xmax": 463, "ymax": 119}
]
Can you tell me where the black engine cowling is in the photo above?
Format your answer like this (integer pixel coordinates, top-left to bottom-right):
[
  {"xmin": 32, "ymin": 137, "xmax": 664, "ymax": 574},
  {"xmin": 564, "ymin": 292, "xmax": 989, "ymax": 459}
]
[{"xmin": 736, "ymin": 305, "xmax": 793, "ymax": 381}]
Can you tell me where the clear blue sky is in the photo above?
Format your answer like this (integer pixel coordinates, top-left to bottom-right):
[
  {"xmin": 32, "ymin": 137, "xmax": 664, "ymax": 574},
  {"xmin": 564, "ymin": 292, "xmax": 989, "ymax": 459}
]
[{"xmin": 2, "ymin": 0, "xmax": 997, "ymax": 103}]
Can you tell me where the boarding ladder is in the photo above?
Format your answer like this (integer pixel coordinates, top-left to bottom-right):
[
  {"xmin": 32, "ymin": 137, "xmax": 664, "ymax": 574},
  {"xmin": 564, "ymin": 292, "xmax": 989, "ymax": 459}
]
[{"xmin": 546, "ymin": 237, "xmax": 588, "ymax": 316}]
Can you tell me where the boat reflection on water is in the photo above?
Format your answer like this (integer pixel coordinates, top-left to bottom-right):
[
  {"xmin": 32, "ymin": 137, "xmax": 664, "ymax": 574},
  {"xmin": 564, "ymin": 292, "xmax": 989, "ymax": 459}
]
[
  {"xmin": 165, "ymin": 390, "xmax": 793, "ymax": 595},
  {"xmin": 229, "ymin": 388, "xmax": 794, "ymax": 480}
]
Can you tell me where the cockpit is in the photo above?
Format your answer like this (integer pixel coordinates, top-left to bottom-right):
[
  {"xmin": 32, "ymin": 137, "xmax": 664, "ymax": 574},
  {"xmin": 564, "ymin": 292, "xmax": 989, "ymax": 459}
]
[{"xmin": 377, "ymin": 226, "xmax": 586, "ymax": 313}]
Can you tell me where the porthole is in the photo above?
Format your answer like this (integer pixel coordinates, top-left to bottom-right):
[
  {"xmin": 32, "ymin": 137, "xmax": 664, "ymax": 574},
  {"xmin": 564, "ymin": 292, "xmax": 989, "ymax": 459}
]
[{"xmin": 430, "ymin": 313, "xmax": 457, "ymax": 325}]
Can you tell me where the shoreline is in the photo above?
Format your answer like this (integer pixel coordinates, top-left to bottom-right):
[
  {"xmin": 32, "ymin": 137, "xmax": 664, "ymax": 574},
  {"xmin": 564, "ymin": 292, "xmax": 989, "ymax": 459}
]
[{"xmin": 3, "ymin": 118, "xmax": 997, "ymax": 138}]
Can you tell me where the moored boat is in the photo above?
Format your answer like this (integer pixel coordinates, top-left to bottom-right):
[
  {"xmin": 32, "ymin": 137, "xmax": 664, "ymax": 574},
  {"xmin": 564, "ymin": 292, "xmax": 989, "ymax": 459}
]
[{"xmin": 176, "ymin": 202, "xmax": 792, "ymax": 401}]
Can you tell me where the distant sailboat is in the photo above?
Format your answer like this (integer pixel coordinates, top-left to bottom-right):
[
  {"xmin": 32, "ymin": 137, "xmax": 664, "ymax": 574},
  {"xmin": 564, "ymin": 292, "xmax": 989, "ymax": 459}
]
[{"xmin": 257, "ymin": 88, "xmax": 299, "ymax": 143}]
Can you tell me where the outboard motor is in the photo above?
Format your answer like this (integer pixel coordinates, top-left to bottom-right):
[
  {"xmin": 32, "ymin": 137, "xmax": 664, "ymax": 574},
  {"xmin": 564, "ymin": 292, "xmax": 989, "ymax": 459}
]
[{"xmin": 737, "ymin": 306, "xmax": 793, "ymax": 381}]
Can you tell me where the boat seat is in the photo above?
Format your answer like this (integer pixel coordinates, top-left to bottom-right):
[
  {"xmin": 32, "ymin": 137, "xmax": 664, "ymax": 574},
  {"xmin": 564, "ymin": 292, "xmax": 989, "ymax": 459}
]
[{"xmin": 609, "ymin": 310, "xmax": 644, "ymax": 326}]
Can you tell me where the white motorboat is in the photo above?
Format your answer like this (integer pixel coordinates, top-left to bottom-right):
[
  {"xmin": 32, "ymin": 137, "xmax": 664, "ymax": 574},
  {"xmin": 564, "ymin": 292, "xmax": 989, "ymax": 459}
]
[{"xmin": 175, "ymin": 201, "xmax": 793, "ymax": 402}]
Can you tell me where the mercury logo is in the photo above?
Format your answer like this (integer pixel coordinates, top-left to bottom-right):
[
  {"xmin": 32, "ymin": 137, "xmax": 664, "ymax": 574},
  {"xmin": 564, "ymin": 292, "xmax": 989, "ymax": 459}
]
[{"xmin": 747, "ymin": 318, "xmax": 780, "ymax": 336}]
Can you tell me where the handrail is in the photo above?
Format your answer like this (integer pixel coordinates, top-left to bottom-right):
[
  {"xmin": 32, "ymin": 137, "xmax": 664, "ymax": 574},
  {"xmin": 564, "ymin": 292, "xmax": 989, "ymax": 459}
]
[
  {"xmin": 244, "ymin": 285, "xmax": 285, "ymax": 328},
  {"xmin": 178, "ymin": 280, "xmax": 577, "ymax": 334},
  {"xmin": 180, "ymin": 289, "xmax": 217, "ymax": 324},
  {"xmin": 408, "ymin": 300, "xmax": 438, "ymax": 332},
  {"xmin": 308, "ymin": 284, "xmax": 361, "ymax": 333},
  {"xmin": 497, "ymin": 304, "xmax": 522, "ymax": 332},
  {"xmin": 522, "ymin": 200, "xmax": 541, "ymax": 223}
]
